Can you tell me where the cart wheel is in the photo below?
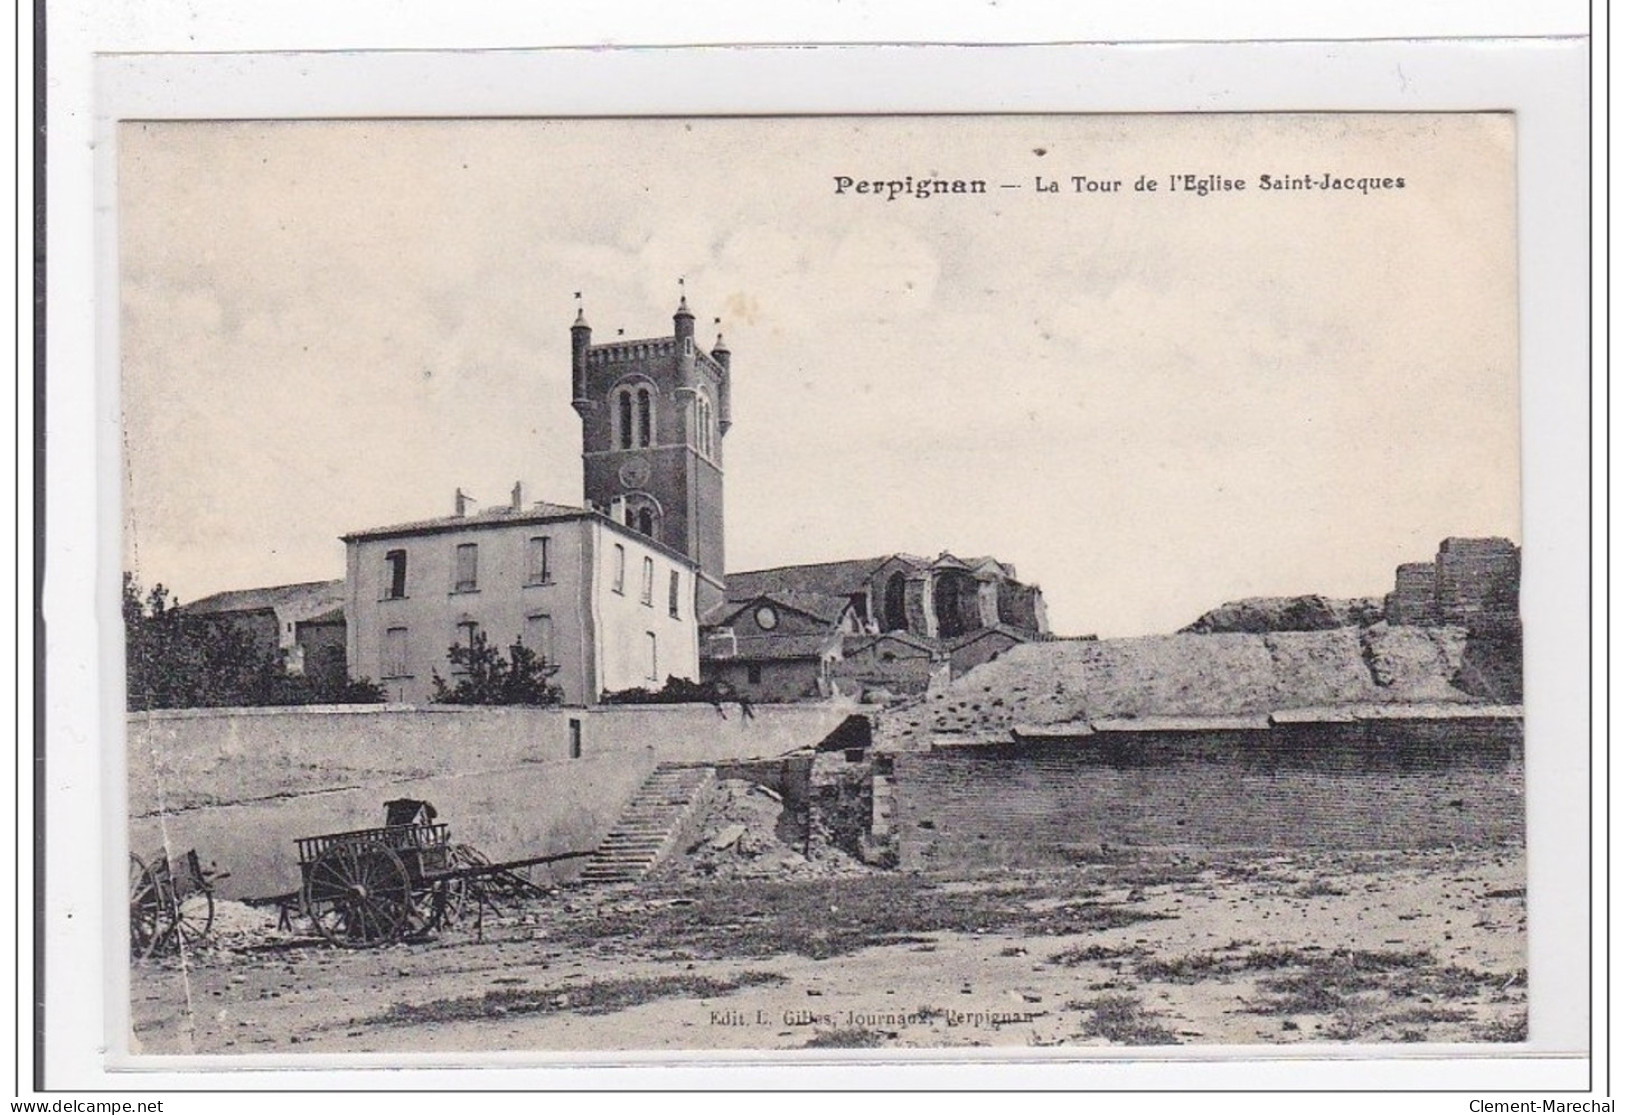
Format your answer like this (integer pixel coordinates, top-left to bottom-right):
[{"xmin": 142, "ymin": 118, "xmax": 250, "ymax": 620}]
[
  {"xmin": 303, "ymin": 845, "xmax": 412, "ymax": 948},
  {"xmin": 161, "ymin": 888, "xmax": 215, "ymax": 953},
  {"xmin": 129, "ymin": 854, "xmax": 162, "ymax": 959},
  {"xmin": 438, "ymin": 845, "xmax": 491, "ymax": 929}
]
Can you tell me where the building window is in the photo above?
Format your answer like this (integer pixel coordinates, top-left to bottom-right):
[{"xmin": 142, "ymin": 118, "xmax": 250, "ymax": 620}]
[
  {"xmin": 637, "ymin": 388, "xmax": 652, "ymax": 447},
  {"xmin": 612, "ymin": 543, "xmax": 626, "ymax": 593},
  {"xmin": 747, "ymin": 664, "xmax": 762, "ymax": 685},
  {"xmin": 451, "ymin": 620, "xmax": 480, "ymax": 675},
  {"xmin": 637, "ymin": 507, "xmax": 654, "ymax": 537},
  {"xmin": 641, "ymin": 556, "xmax": 654, "ymax": 605},
  {"xmin": 646, "ymin": 632, "xmax": 659, "ymax": 681},
  {"xmin": 383, "ymin": 626, "xmax": 409, "ymax": 678},
  {"xmin": 526, "ymin": 536, "xmax": 552, "ymax": 584},
  {"xmin": 569, "ymin": 718, "xmax": 582, "ymax": 760},
  {"xmin": 453, "ymin": 543, "xmax": 479, "ymax": 593},
  {"xmin": 384, "ymin": 550, "xmax": 408, "ymax": 599},
  {"xmin": 669, "ymin": 570, "xmax": 681, "ymax": 618},
  {"xmin": 524, "ymin": 613, "xmax": 554, "ymax": 665}
]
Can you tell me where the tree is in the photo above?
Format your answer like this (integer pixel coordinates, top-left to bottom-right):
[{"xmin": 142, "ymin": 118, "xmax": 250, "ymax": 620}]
[
  {"xmin": 430, "ymin": 631, "xmax": 563, "ymax": 706},
  {"xmin": 123, "ymin": 573, "xmax": 384, "ymax": 710}
]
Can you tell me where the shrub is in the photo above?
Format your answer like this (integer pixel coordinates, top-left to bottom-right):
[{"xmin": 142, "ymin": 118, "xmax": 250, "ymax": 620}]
[{"xmin": 431, "ymin": 631, "xmax": 563, "ymax": 706}]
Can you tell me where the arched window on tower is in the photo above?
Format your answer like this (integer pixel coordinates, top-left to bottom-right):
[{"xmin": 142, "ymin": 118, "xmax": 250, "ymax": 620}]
[
  {"xmin": 622, "ymin": 493, "xmax": 663, "ymax": 543},
  {"xmin": 617, "ymin": 390, "xmax": 633, "ymax": 450},
  {"xmin": 636, "ymin": 389, "xmax": 652, "ymax": 447},
  {"xmin": 695, "ymin": 394, "xmax": 715, "ymax": 458},
  {"xmin": 614, "ymin": 384, "xmax": 655, "ymax": 450}
]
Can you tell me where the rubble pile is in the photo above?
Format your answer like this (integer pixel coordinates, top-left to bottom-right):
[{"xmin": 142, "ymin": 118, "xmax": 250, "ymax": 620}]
[{"xmin": 665, "ymin": 779, "xmax": 874, "ymax": 882}]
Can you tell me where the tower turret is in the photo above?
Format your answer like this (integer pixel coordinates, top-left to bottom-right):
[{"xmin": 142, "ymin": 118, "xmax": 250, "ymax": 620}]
[
  {"xmin": 674, "ymin": 292, "xmax": 697, "ymax": 388},
  {"xmin": 713, "ymin": 330, "xmax": 732, "ymax": 435},
  {"xmin": 570, "ymin": 301, "xmax": 592, "ymax": 416}
]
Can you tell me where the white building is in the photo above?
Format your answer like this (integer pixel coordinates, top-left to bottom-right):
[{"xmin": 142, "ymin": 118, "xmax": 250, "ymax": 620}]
[{"xmin": 343, "ymin": 495, "xmax": 700, "ymax": 705}]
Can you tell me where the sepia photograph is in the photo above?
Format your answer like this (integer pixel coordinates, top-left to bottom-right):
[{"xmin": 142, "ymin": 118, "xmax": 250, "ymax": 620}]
[{"xmin": 118, "ymin": 111, "xmax": 1529, "ymax": 1058}]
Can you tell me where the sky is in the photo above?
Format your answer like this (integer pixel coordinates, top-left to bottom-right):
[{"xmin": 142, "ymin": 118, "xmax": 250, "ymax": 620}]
[{"xmin": 118, "ymin": 114, "xmax": 1519, "ymax": 637}]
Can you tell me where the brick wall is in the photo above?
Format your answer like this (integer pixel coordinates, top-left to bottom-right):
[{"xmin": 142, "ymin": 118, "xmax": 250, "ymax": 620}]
[
  {"xmin": 893, "ymin": 720, "xmax": 1523, "ymax": 872},
  {"xmin": 1435, "ymin": 537, "xmax": 1520, "ymax": 623},
  {"xmin": 1387, "ymin": 562, "xmax": 1438, "ymax": 624},
  {"xmin": 1387, "ymin": 539, "xmax": 1521, "ymax": 627}
]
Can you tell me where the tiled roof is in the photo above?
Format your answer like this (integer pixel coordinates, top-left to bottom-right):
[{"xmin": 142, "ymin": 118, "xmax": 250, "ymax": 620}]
[
  {"xmin": 842, "ymin": 630, "xmax": 939, "ymax": 655},
  {"xmin": 946, "ymin": 624, "xmax": 1036, "ymax": 650},
  {"xmin": 183, "ymin": 579, "xmax": 345, "ymax": 617},
  {"xmin": 713, "ymin": 591, "xmax": 851, "ymax": 628},
  {"xmin": 725, "ymin": 555, "xmax": 927, "ymax": 602}
]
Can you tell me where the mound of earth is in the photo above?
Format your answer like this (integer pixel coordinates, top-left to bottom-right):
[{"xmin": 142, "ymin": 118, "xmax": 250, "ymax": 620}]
[
  {"xmin": 660, "ymin": 779, "xmax": 874, "ymax": 883},
  {"xmin": 880, "ymin": 623, "xmax": 1484, "ymax": 748},
  {"xmin": 1181, "ymin": 595, "xmax": 1386, "ymax": 634}
]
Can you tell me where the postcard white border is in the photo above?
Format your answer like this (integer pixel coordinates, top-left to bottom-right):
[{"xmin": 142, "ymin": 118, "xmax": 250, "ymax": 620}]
[{"xmin": 42, "ymin": 31, "xmax": 1592, "ymax": 1093}]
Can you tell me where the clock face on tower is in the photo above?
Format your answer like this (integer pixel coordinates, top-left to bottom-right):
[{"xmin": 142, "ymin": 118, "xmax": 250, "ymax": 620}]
[{"xmin": 618, "ymin": 457, "xmax": 651, "ymax": 489}]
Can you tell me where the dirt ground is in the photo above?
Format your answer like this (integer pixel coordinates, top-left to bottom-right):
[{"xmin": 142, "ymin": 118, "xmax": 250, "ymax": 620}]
[{"xmin": 129, "ymin": 843, "xmax": 1526, "ymax": 1055}]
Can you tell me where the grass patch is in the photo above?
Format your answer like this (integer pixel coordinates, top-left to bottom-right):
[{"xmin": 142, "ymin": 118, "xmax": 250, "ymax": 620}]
[
  {"xmin": 1135, "ymin": 945, "xmax": 1308, "ymax": 983},
  {"xmin": 377, "ymin": 970, "xmax": 787, "ymax": 1026},
  {"xmin": 1473, "ymin": 1016, "xmax": 1528, "ymax": 1043},
  {"xmin": 1386, "ymin": 1005, "xmax": 1473, "ymax": 1026},
  {"xmin": 1124, "ymin": 944, "xmax": 1507, "ymax": 1042},
  {"xmin": 1049, "ymin": 943, "xmax": 1145, "ymax": 967},
  {"xmin": 548, "ymin": 876, "xmax": 1168, "ymax": 961},
  {"xmin": 1068, "ymin": 994, "xmax": 1180, "ymax": 1046},
  {"xmin": 1245, "ymin": 949, "xmax": 1440, "ymax": 1016}
]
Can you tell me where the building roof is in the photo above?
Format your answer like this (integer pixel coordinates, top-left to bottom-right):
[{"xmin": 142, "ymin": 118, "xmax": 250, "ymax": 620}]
[
  {"xmin": 712, "ymin": 591, "xmax": 852, "ymax": 629},
  {"xmin": 342, "ymin": 500, "xmax": 698, "ymax": 568},
  {"xmin": 842, "ymin": 630, "xmax": 939, "ymax": 656},
  {"xmin": 947, "ymin": 624, "xmax": 1037, "ymax": 650},
  {"xmin": 183, "ymin": 579, "xmax": 345, "ymax": 617},
  {"xmin": 341, "ymin": 500, "xmax": 587, "ymax": 542},
  {"xmin": 725, "ymin": 555, "xmax": 928, "ymax": 603}
]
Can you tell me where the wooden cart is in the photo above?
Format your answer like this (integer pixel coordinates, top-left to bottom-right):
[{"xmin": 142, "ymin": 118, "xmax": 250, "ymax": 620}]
[
  {"xmin": 129, "ymin": 848, "xmax": 220, "ymax": 958},
  {"xmin": 296, "ymin": 800, "xmax": 457, "ymax": 948},
  {"xmin": 289, "ymin": 800, "xmax": 591, "ymax": 948}
]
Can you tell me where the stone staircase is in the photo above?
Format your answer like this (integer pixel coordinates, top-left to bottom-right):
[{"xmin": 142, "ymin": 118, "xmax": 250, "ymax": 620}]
[{"xmin": 578, "ymin": 764, "xmax": 717, "ymax": 885}]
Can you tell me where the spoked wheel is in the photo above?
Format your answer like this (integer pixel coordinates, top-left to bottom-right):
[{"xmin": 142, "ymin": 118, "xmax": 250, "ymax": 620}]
[
  {"xmin": 303, "ymin": 845, "xmax": 412, "ymax": 948},
  {"xmin": 129, "ymin": 854, "xmax": 162, "ymax": 959},
  {"xmin": 157, "ymin": 888, "xmax": 215, "ymax": 954},
  {"xmin": 436, "ymin": 845, "xmax": 491, "ymax": 930}
]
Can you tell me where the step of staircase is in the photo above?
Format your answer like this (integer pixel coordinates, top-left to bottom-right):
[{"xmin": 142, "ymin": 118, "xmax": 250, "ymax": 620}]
[{"xmin": 578, "ymin": 764, "xmax": 717, "ymax": 885}]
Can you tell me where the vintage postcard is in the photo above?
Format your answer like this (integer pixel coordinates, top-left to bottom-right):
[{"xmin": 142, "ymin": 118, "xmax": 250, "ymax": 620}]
[{"xmin": 119, "ymin": 111, "xmax": 1529, "ymax": 1059}]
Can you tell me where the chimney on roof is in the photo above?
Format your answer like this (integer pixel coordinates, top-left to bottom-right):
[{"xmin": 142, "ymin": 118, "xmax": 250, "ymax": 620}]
[
  {"xmin": 511, "ymin": 481, "xmax": 524, "ymax": 511},
  {"xmin": 455, "ymin": 488, "xmax": 473, "ymax": 517}
]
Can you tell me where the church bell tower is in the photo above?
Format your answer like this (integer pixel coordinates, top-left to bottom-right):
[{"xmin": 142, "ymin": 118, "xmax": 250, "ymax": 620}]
[{"xmin": 573, "ymin": 292, "xmax": 730, "ymax": 613}]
